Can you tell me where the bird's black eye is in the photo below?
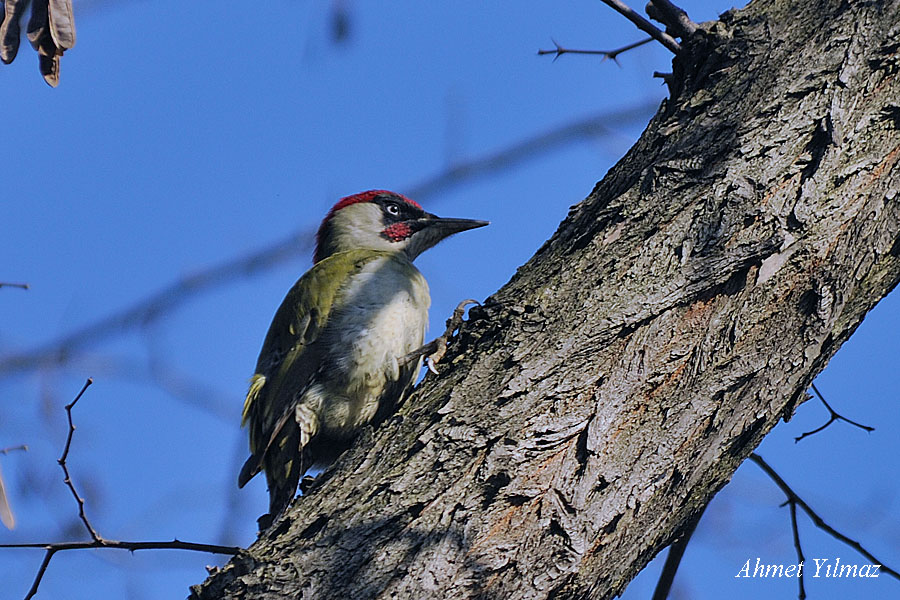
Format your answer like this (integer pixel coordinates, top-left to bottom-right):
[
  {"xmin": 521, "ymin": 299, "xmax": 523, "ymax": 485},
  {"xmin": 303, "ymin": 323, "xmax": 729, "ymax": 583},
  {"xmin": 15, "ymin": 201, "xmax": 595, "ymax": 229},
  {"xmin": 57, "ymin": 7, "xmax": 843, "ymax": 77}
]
[{"xmin": 385, "ymin": 202, "xmax": 401, "ymax": 216}]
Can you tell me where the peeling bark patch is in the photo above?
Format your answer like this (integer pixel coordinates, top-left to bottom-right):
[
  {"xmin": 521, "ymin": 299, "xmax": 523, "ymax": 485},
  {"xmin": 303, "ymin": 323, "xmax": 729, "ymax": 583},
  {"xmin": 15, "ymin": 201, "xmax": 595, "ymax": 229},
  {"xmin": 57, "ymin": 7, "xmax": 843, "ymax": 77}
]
[
  {"xmin": 407, "ymin": 502, "xmax": 425, "ymax": 518},
  {"xmin": 548, "ymin": 518, "xmax": 573, "ymax": 548},
  {"xmin": 268, "ymin": 518, "xmax": 291, "ymax": 540},
  {"xmin": 702, "ymin": 409, "xmax": 720, "ymax": 437},
  {"xmin": 603, "ymin": 514, "xmax": 622, "ymax": 535},
  {"xmin": 481, "ymin": 471, "xmax": 512, "ymax": 509},
  {"xmin": 670, "ymin": 468, "xmax": 684, "ymax": 489},
  {"xmin": 405, "ymin": 438, "xmax": 426, "ymax": 460},
  {"xmin": 880, "ymin": 104, "xmax": 900, "ymax": 129},
  {"xmin": 298, "ymin": 514, "xmax": 329, "ymax": 540},
  {"xmin": 554, "ymin": 488, "xmax": 577, "ymax": 515},
  {"xmin": 728, "ymin": 416, "xmax": 767, "ymax": 458},
  {"xmin": 865, "ymin": 144, "xmax": 900, "ymax": 189},
  {"xmin": 574, "ymin": 420, "xmax": 592, "ymax": 478},
  {"xmin": 869, "ymin": 42, "xmax": 900, "ymax": 75},
  {"xmin": 799, "ymin": 119, "xmax": 832, "ymax": 185},
  {"xmin": 507, "ymin": 494, "xmax": 531, "ymax": 507}
]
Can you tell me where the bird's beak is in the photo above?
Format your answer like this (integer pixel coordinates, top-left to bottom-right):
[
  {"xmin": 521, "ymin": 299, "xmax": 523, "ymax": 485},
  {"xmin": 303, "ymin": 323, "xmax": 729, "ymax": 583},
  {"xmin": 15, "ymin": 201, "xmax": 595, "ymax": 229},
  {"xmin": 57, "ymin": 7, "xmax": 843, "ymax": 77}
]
[
  {"xmin": 405, "ymin": 214, "xmax": 489, "ymax": 259},
  {"xmin": 426, "ymin": 215, "xmax": 490, "ymax": 236}
]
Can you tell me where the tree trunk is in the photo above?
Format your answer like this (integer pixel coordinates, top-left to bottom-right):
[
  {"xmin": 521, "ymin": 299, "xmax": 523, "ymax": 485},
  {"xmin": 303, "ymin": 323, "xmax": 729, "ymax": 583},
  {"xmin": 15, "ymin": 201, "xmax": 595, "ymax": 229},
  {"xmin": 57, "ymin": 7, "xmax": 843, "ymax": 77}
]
[{"xmin": 191, "ymin": 0, "xmax": 900, "ymax": 598}]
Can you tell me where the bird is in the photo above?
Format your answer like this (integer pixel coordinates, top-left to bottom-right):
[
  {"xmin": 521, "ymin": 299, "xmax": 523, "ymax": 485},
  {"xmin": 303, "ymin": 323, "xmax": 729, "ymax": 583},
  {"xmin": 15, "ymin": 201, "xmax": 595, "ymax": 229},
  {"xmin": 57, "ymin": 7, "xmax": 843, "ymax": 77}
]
[{"xmin": 237, "ymin": 190, "xmax": 488, "ymax": 526}]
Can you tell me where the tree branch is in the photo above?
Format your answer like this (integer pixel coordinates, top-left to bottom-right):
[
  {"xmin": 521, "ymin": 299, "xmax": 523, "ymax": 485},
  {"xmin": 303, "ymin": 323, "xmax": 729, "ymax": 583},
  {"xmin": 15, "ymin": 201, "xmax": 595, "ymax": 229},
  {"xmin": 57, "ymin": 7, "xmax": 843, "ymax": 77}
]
[
  {"xmin": 2, "ymin": 539, "xmax": 243, "ymax": 600},
  {"xmin": 190, "ymin": 2, "xmax": 900, "ymax": 595},
  {"xmin": 794, "ymin": 383, "xmax": 875, "ymax": 442},
  {"xmin": 0, "ymin": 233, "xmax": 312, "ymax": 375},
  {"xmin": 749, "ymin": 454, "xmax": 900, "ymax": 582},
  {"xmin": 0, "ymin": 282, "xmax": 30, "ymax": 290},
  {"xmin": 599, "ymin": 0, "xmax": 681, "ymax": 54},
  {"xmin": 2, "ymin": 379, "xmax": 244, "ymax": 600},
  {"xmin": 0, "ymin": 103, "xmax": 658, "ymax": 380},
  {"xmin": 538, "ymin": 37, "xmax": 653, "ymax": 63},
  {"xmin": 58, "ymin": 378, "xmax": 101, "ymax": 541},
  {"xmin": 405, "ymin": 103, "xmax": 659, "ymax": 199},
  {"xmin": 646, "ymin": 0, "xmax": 698, "ymax": 38},
  {"xmin": 651, "ymin": 503, "xmax": 707, "ymax": 600},
  {"xmin": 788, "ymin": 496, "xmax": 807, "ymax": 600}
]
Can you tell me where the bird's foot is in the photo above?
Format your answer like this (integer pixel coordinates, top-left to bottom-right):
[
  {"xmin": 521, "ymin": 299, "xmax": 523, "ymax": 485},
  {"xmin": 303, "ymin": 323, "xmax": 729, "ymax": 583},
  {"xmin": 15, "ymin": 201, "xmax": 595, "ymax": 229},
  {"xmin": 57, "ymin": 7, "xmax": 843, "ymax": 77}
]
[{"xmin": 401, "ymin": 299, "xmax": 479, "ymax": 374}]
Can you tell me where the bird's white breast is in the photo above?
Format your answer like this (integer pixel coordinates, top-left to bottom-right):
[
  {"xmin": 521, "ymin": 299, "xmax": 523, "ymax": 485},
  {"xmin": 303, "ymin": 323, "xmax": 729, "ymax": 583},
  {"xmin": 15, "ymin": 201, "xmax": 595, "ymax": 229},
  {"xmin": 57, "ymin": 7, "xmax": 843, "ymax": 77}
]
[{"xmin": 312, "ymin": 254, "xmax": 430, "ymax": 436}]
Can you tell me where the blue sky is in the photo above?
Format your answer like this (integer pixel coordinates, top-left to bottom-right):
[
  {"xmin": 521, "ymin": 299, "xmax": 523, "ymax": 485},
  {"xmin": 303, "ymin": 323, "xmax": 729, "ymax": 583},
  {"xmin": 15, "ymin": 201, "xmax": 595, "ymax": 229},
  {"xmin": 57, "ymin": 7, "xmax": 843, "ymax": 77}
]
[{"xmin": 1, "ymin": 1, "xmax": 898, "ymax": 599}]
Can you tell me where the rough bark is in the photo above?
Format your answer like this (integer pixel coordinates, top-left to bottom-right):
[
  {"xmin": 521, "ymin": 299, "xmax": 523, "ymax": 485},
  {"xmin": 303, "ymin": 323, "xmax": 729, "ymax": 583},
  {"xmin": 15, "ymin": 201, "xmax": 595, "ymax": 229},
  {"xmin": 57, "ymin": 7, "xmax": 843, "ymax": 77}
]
[{"xmin": 192, "ymin": 0, "xmax": 900, "ymax": 598}]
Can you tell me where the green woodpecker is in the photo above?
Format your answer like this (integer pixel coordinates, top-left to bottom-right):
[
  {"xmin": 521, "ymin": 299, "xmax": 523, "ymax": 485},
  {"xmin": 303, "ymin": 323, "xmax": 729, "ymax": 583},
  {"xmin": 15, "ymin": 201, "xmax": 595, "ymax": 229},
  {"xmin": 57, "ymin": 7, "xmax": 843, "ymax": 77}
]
[{"xmin": 238, "ymin": 190, "xmax": 487, "ymax": 524}]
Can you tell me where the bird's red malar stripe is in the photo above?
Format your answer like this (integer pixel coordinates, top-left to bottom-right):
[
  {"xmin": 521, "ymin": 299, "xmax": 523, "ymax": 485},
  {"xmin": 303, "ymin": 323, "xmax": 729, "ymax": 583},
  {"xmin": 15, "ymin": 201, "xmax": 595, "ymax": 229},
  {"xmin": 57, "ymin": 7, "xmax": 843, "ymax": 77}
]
[{"xmin": 382, "ymin": 222, "xmax": 413, "ymax": 241}]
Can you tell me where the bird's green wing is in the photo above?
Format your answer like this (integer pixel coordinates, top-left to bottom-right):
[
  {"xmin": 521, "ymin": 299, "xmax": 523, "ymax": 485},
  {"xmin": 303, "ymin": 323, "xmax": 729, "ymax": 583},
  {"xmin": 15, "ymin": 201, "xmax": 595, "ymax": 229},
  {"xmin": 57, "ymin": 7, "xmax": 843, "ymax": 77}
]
[{"xmin": 238, "ymin": 249, "xmax": 391, "ymax": 489}]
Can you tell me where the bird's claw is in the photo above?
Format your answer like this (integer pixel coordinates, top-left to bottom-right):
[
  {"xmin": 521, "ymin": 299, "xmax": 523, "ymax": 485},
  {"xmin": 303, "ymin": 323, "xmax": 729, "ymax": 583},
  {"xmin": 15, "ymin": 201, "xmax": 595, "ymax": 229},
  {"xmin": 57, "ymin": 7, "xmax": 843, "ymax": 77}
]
[
  {"xmin": 425, "ymin": 356, "xmax": 440, "ymax": 375},
  {"xmin": 400, "ymin": 299, "xmax": 480, "ymax": 373}
]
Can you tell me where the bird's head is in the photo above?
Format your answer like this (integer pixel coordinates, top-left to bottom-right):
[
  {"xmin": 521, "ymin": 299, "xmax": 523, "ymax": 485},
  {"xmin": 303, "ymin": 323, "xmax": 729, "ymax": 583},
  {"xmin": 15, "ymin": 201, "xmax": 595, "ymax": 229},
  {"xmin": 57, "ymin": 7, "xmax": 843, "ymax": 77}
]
[{"xmin": 314, "ymin": 190, "xmax": 488, "ymax": 263}]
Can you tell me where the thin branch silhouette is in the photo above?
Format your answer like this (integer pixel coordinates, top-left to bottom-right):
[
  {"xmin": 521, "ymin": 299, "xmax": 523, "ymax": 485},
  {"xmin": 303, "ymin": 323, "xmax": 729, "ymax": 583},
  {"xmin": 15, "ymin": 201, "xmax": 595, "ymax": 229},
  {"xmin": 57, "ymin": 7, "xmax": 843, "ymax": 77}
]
[
  {"xmin": 651, "ymin": 503, "xmax": 707, "ymax": 600},
  {"xmin": 405, "ymin": 102, "xmax": 658, "ymax": 199},
  {"xmin": 0, "ymin": 232, "xmax": 310, "ymax": 375},
  {"xmin": 0, "ymin": 102, "xmax": 658, "ymax": 379},
  {"xmin": 749, "ymin": 453, "xmax": 900, "ymax": 588},
  {"xmin": 58, "ymin": 378, "xmax": 101, "ymax": 541},
  {"xmin": 788, "ymin": 496, "xmax": 807, "ymax": 600},
  {"xmin": 794, "ymin": 383, "xmax": 874, "ymax": 442},
  {"xmin": 0, "ymin": 379, "xmax": 243, "ymax": 600},
  {"xmin": 47, "ymin": 350, "xmax": 234, "ymax": 422},
  {"xmin": 646, "ymin": 0, "xmax": 698, "ymax": 38},
  {"xmin": 599, "ymin": 0, "xmax": 681, "ymax": 53},
  {"xmin": 538, "ymin": 37, "xmax": 652, "ymax": 63},
  {"xmin": 0, "ymin": 282, "xmax": 30, "ymax": 290}
]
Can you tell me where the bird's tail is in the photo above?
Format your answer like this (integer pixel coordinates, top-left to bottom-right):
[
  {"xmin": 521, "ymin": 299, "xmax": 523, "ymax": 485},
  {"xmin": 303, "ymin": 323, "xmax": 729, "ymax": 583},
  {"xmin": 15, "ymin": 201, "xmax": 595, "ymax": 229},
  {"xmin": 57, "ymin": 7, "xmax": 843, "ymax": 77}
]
[{"xmin": 262, "ymin": 423, "xmax": 303, "ymax": 524}]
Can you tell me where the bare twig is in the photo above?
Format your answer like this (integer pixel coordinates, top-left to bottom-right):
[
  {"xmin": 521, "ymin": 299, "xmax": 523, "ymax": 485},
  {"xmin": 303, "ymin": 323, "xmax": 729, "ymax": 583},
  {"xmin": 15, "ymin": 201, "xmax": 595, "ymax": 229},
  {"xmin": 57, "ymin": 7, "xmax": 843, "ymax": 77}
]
[
  {"xmin": 1, "ymin": 378, "xmax": 244, "ymax": 600},
  {"xmin": 653, "ymin": 71, "xmax": 674, "ymax": 85},
  {"xmin": 599, "ymin": 0, "xmax": 681, "ymax": 54},
  {"xmin": 0, "ymin": 232, "xmax": 311, "ymax": 375},
  {"xmin": 647, "ymin": 0, "xmax": 698, "ymax": 38},
  {"xmin": 538, "ymin": 37, "xmax": 653, "ymax": 63},
  {"xmin": 2, "ymin": 539, "xmax": 243, "ymax": 600},
  {"xmin": 406, "ymin": 102, "xmax": 658, "ymax": 199},
  {"xmin": 652, "ymin": 503, "xmax": 707, "ymax": 600},
  {"xmin": 0, "ymin": 538, "xmax": 243, "ymax": 552},
  {"xmin": 58, "ymin": 378, "xmax": 101, "ymax": 541},
  {"xmin": 24, "ymin": 549, "xmax": 55, "ymax": 600},
  {"xmin": 749, "ymin": 453, "xmax": 900, "ymax": 583},
  {"xmin": 0, "ymin": 282, "xmax": 30, "ymax": 290},
  {"xmin": 56, "ymin": 351, "xmax": 233, "ymax": 422},
  {"xmin": 788, "ymin": 497, "xmax": 807, "ymax": 600},
  {"xmin": 794, "ymin": 383, "xmax": 874, "ymax": 442},
  {"xmin": 1, "ymin": 445, "xmax": 29, "ymax": 454}
]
